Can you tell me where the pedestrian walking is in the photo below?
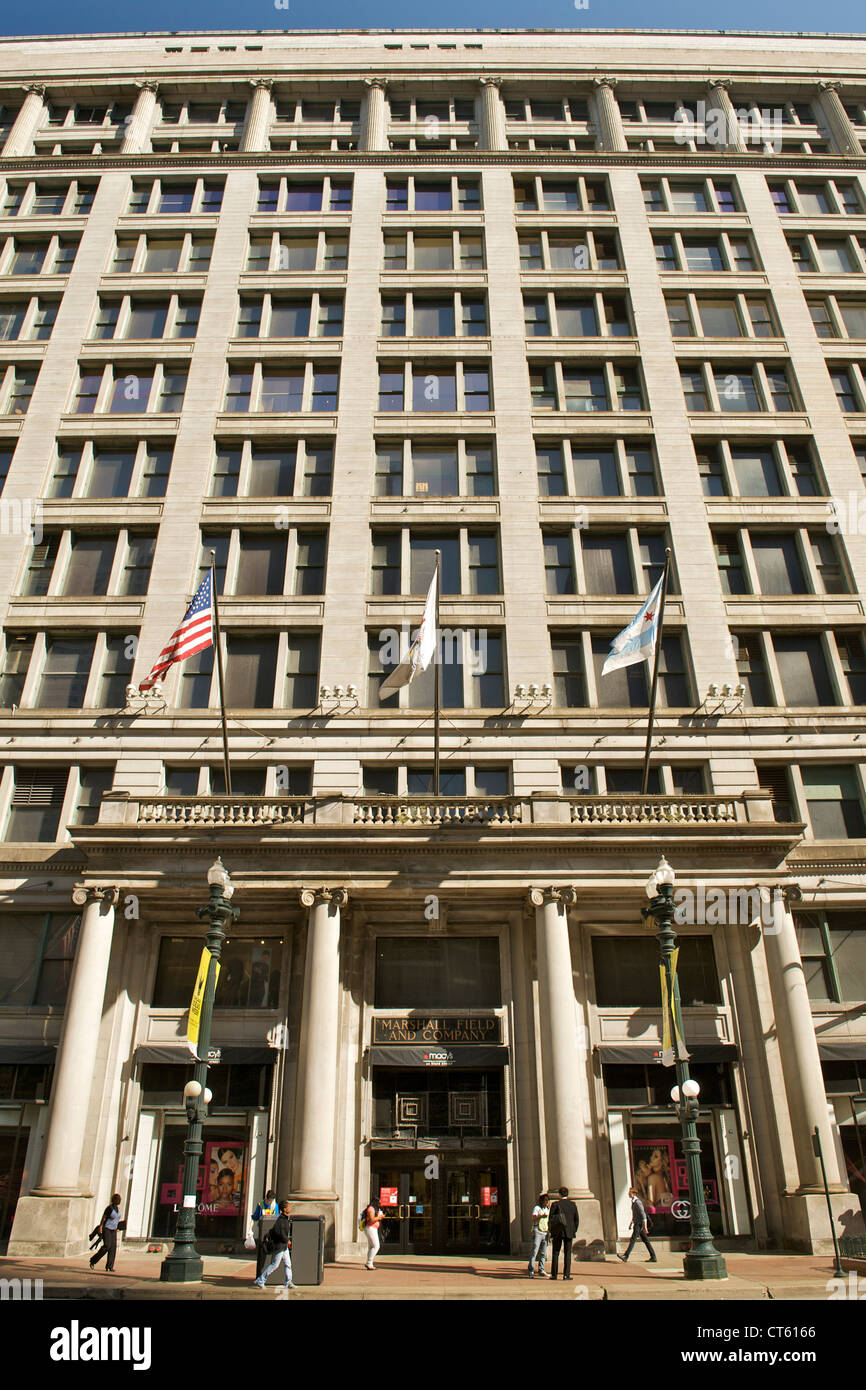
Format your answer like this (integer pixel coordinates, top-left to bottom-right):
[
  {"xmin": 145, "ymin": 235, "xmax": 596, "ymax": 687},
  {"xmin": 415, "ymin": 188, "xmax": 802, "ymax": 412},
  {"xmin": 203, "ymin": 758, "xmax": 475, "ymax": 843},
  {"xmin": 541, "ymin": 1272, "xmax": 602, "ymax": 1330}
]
[
  {"xmin": 251, "ymin": 1189, "xmax": 279, "ymax": 1279},
  {"xmin": 89, "ymin": 1194, "xmax": 124, "ymax": 1272},
  {"xmin": 527, "ymin": 1192, "xmax": 550, "ymax": 1277},
  {"xmin": 362, "ymin": 1198, "xmax": 384, "ymax": 1269},
  {"xmin": 254, "ymin": 1199, "xmax": 295, "ymax": 1289},
  {"xmin": 548, "ymin": 1186, "xmax": 579, "ymax": 1280},
  {"xmin": 618, "ymin": 1187, "xmax": 658, "ymax": 1263}
]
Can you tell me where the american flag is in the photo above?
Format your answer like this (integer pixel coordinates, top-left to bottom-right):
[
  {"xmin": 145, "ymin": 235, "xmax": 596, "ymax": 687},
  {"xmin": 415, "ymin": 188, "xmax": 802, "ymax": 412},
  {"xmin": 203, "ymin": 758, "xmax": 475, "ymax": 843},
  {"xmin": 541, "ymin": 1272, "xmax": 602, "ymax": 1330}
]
[{"xmin": 139, "ymin": 572, "xmax": 214, "ymax": 693}]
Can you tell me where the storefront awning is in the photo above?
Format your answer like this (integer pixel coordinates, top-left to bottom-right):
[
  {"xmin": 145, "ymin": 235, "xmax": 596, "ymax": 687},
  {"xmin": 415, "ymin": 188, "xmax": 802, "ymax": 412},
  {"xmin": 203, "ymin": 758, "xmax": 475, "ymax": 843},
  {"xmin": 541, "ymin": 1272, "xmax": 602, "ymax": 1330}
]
[
  {"xmin": 597, "ymin": 1044, "xmax": 738, "ymax": 1064},
  {"xmin": 0, "ymin": 1044, "xmax": 56, "ymax": 1064},
  {"xmin": 818, "ymin": 1041, "xmax": 866, "ymax": 1061},
  {"xmin": 371, "ymin": 1045, "xmax": 510, "ymax": 1068},
  {"xmin": 135, "ymin": 1045, "xmax": 278, "ymax": 1065}
]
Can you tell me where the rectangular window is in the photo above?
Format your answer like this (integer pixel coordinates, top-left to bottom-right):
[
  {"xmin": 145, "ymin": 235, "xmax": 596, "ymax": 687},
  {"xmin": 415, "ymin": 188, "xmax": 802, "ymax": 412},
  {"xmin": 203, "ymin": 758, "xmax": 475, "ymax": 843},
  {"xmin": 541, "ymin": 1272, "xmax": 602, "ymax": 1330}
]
[
  {"xmin": 224, "ymin": 634, "xmax": 277, "ymax": 707},
  {"xmin": 249, "ymin": 445, "xmax": 295, "ymax": 496},
  {"xmin": 285, "ymin": 633, "xmax": 320, "ymax": 707},
  {"xmin": 592, "ymin": 936, "xmax": 720, "ymax": 1007},
  {"xmin": 374, "ymin": 937, "xmax": 501, "ymax": 1008},
  {"xmin": 38, "ymin": 637, "xmax": 94, "ymax": 707},
  {"xmin": 235, "ymin": 535, "xmax": 287, "ymax": 595},
  {"xmin": 751, "ymin": 533, "xmax": 807, "ymax": 594},
  {"xmin": 774, "ymin": 634, "xmax": 835, "ymax": 705},
  {"xmin": 261, "ymin": 369, "xmax": 304, "ymax": 412},
  {"xmin": 544, "ymin": 533, "xmax": 576, "ymax": 595},
  {"xmin": 802, "ymin": 765, "xmax": 866, "ymax": 839},
  {"xmin": 63, "ymin": 535, "xmax": 116, "ymax": 595},
  {"xmin": 7, "ymin": 766, "xmax": 69, "ymax": 842}
]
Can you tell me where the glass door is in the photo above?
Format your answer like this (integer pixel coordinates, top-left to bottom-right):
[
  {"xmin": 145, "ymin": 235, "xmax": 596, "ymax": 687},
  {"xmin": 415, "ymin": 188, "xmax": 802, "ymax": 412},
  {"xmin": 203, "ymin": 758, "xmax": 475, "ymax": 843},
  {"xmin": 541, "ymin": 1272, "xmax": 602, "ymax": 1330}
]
[
  {"xmin": 441, "ymin": 1161, "xmax": 508, "ymax": 1253},
  {"xmin": 0, "ymin": 1127, "xmax": 29, "ymax": 1243},
  {"xmin": 371, "ymin": 1165, "xmax": 435, "ymax": 1254}
]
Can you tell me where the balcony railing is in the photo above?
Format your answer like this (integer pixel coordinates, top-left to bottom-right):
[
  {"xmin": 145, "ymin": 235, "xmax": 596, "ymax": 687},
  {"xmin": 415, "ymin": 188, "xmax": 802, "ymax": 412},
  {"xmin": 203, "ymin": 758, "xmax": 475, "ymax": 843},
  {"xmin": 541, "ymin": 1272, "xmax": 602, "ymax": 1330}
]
[{"xmin": 93, "ymin": 789, "xmax": 786, "ymax": 834}]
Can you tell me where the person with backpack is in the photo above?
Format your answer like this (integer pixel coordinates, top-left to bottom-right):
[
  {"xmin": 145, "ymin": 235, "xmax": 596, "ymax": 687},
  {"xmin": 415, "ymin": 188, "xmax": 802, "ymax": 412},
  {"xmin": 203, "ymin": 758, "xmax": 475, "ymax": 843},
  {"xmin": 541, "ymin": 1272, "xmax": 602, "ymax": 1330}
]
[
  {"xmin": 251, "ymin": 1189, "xmax": 279, "ymax": 1279},
  {"xmin": 527, "ymin": 1192, "xmax": 550, "ymax": 1278},
  {"xmin": 548, "ymin": 1186, "xmax": 580, "ymax": 1280},
  {"xmin": 254, "ymin": 1199, "xmax": 296, "ymax": 1289},
  {"xmin": 361, "ymin": 1198, "xmax": 384, "ymax": 1270}
]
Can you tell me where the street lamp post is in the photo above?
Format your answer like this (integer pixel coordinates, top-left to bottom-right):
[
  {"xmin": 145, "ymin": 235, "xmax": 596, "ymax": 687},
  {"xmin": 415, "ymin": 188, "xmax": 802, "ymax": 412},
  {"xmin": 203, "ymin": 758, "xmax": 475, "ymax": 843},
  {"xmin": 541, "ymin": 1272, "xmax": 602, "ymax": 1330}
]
[
  {"xmin": 160, "ymin": 858, "xmax": 239, "ymax": 1283},
  {"xmin": 643, "ymin": 857, "xmax": 727, "ymax": 1281}
]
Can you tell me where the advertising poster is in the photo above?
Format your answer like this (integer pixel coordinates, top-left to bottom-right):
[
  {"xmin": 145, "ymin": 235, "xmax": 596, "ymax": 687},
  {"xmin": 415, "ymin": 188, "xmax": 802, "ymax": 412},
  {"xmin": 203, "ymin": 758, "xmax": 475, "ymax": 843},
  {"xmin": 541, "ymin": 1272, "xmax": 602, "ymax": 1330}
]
[
  {"xmin": 204, "ymin": 1139, "xmax": 246, "ymax": 1215},
  {"xmin": 379, "ymin": 1187, "xmax": 399, "ymax": 1208},
  {"xmin": 629, "ymin": 1138, "xmax": 677, "ymax": 1212}
]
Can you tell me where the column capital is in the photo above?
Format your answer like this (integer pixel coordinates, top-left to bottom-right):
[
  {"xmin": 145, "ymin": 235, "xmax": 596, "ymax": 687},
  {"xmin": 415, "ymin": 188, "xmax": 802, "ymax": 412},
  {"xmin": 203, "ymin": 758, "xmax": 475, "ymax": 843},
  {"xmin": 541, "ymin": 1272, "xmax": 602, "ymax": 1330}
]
[
  {"xmin": 24, "ymin": 83, "xmax": 46, "ymax": 98},
  {"xmin": 817, "ymin": 79, "xmax": 841, "ymax": 93},
  {"xmin": 479, "ymin": 76, "xmax": 502, "ymax": 89},
  {"xmin": 708, "ymin": 77, "xmax": 733, "ymax": 91},
  {"xmin": 592, "ymin": 75, "xmax": 618, "ymax": 89},
  {"xmin": 528, "ymin": 885, "xmax": 576, "ymax": 908},
  {"xmin": 249, "ymin": 77, "xmax": 274, "ymax": 92},
  {"xmin": 71, "ymin": 884, "xmax": 119, "ymax": 908},
  {"xmin": 364, "ymin": 76, "xmax": 389, "ymax": 92},
  {"xmin": 136, "ymin": 80, "xmax": 159, "ymax": 95},
  {"xmin": 300, "ymin": 886, "xmax": 348, "ymax": 909}
]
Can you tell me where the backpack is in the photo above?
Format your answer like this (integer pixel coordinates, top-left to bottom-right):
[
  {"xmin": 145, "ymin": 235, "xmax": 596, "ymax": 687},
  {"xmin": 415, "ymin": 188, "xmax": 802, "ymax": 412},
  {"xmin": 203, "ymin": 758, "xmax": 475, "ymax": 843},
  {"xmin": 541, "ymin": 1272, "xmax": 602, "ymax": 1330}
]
[{"xmin": 359, "ymin": 1207, "xmax": 369, "ymax": 1231}]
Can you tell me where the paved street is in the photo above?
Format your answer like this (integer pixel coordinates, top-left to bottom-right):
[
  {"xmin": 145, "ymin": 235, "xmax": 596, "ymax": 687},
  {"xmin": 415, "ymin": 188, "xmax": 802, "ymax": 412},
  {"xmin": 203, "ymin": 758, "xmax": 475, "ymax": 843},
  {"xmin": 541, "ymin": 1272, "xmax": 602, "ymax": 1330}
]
[{"xmin": 1, "ymin": 1250, "xmax": 856, "ymax": 1300}]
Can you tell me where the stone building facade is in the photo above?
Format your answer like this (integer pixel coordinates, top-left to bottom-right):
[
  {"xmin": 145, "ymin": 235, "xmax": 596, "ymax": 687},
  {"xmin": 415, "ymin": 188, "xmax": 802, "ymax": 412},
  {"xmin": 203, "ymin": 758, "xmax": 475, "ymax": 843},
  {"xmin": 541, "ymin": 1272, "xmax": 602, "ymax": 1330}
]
[{"xmin": 0, "ymin": 28, "xmax": 864, "ymax": 1260}]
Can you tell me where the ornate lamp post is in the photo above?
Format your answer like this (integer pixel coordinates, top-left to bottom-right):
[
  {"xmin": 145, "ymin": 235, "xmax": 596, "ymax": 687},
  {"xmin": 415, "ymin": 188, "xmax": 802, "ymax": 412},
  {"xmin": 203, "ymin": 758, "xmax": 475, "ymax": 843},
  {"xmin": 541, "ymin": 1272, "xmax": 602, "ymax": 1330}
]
[
  {"xmin": 642, "ymin": 857, "xmax": 727, "ymax": 1281},
  {"xmin": 160, "ymin": 858, "xmax": 239, "ymax": 1283}
]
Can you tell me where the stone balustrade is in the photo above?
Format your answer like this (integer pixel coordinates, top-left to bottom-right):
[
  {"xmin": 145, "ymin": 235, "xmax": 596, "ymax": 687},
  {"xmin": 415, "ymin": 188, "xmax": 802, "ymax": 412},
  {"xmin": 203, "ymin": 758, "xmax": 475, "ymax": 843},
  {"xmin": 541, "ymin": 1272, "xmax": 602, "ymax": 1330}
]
[
  {"xmin": 569, "ymin": 796, "xmax": 739, "ymax": 825},
  {"xmin": 137, "ymin": 796, "xmax": 307, "ymax": 826},
  {"xmin": 353, "ymin": 797, "xmax": 522, "ymax": 826}
]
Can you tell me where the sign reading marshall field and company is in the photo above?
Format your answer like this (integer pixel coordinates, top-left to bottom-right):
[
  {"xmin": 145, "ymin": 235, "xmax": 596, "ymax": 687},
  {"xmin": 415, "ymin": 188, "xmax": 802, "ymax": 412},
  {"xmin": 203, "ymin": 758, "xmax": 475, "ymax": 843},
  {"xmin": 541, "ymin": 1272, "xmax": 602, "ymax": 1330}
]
[{"xmin": 373, "ymin": 1016, "xmax": 502, "ymax": 1045}]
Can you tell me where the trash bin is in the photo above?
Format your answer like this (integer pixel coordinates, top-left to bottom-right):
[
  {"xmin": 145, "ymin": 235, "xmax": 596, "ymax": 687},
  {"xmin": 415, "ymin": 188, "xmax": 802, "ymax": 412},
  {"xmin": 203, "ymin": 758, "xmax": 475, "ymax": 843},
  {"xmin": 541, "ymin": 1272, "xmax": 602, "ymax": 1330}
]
[{"xmin": 288, "ymin": 1214, "xmax": 325, "ymax": 1286}]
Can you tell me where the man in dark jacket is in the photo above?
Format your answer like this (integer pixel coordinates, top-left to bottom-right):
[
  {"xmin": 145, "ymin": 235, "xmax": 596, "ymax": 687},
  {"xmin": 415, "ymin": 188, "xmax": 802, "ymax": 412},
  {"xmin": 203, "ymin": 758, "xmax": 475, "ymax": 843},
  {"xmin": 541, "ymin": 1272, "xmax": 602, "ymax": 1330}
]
[
  {"xmin": 618, "ymin": 1187, "xmax": 658, "ymax": 1263},
  {"xmin": 548, "ymin": 1186, "xmax": 579, "ymax": 1280},
  {"xmin": 254, "ymin": 1199, "xmax": 296, "ymax": 1289}
]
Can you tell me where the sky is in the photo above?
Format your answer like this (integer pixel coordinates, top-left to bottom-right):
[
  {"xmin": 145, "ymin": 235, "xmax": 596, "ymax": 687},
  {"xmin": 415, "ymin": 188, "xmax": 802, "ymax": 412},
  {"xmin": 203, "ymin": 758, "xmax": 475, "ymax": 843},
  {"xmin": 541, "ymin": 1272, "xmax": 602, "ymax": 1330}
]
[{"xmin": 0, "ymin": 0, "xmax": 862, "ymax": 38}]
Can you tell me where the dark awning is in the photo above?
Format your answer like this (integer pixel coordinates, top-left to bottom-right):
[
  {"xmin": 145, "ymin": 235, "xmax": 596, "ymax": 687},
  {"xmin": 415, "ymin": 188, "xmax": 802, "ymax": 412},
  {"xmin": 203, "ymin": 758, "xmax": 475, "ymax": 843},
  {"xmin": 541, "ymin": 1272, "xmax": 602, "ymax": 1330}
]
[
  {"xmin": 0, "ymin": 1044, "xmax": 56, "ymax": 1064},
  {"xmin": 597, "ymin": 1044, "xmax": 738, "ymax": 1064},
  {"xmin": 135, "ymin": 1045, "xmax": 278, "ymax": 1065},
  {"xmin": 818, "ymin": 1041, "xmax": 866, "ymax": 1061},
  {"xmin": 371, "ymin": 1045, "xmax": 510, "ymax": 1068}
]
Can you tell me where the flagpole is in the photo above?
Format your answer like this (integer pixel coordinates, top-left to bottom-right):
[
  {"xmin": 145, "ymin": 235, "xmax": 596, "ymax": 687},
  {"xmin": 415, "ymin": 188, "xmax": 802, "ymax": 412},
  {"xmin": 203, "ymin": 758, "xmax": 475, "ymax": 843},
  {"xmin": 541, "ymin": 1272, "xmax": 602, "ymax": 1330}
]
[
  {"xmin": 433, "ymin": 550, "xmax": 441, "ymax": 796},
  {"xmin": 209, "ymin": 551, "xmax": 232, "ymax": 796},
  {"xmin": 640, "ymin": 548, "xmax": 672, "ymax": 796}
]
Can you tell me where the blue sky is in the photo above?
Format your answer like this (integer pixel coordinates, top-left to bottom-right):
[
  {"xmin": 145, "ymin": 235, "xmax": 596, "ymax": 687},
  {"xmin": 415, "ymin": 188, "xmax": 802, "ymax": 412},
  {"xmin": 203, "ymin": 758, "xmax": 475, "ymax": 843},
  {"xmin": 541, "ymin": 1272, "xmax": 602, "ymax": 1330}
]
[{"xmin": 1, "ymin": 0, "xmax": 862, "ymax": 38}]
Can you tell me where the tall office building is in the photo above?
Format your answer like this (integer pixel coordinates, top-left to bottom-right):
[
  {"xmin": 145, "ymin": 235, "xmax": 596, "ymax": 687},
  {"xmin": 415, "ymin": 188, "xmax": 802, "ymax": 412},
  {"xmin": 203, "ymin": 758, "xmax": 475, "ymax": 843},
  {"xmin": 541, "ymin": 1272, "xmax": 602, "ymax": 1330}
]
[{"xmin": 1, "ymin": 28, "xmax": 864, "ymax": 1261}]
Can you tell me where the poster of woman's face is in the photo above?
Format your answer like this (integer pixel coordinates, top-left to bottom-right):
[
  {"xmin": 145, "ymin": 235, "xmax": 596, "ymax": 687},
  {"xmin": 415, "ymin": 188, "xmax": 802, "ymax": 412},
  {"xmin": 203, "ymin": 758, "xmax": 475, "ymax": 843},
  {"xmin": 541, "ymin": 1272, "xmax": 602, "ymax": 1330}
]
[
  {"xmin": 629, "ymin": 1139, "xmax": 676, "ymax": 1211},
  {"xmin": 204, "ymin": 1140, "xmax": 245, "ymax": 1214}
]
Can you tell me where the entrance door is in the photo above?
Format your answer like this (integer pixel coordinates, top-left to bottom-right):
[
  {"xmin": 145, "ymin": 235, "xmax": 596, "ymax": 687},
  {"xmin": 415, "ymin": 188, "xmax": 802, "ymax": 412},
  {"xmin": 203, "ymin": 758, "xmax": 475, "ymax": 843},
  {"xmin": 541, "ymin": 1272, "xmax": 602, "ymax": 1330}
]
[
  {"xmin": 442, "ymin": 1161, "xmax": 507, "ymax": 1253},
  {"xmin": 372, "ymin": 1156, "xmax": 507, "ymax": 1255},
  {"xmin": 372, "ymin": 1164, "xmax": 435, "ymax": 1254},
  {"xmin": 0, "ymin": 1127, "xmax": 29, "ymax": 1243}
]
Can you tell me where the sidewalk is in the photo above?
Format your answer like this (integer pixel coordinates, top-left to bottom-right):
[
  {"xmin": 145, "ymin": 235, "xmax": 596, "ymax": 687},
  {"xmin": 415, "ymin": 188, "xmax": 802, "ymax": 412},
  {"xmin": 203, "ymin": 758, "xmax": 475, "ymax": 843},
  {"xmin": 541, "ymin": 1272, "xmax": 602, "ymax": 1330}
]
[{"xmin": 0, "ymin": 1250, "xmax": 847, "ymax": 1300}]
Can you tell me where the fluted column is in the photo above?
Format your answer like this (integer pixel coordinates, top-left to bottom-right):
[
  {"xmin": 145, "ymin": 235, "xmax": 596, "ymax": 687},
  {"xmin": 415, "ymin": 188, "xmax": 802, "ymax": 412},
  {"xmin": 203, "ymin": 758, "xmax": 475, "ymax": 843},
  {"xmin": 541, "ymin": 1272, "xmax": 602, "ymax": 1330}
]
[
  {"xmin": 529, "ymin": 886, "xmax": 590, "ymax": 1194},
  {"xmin": 241, "ymin": 79, "xmax": 274, "ymax": 152},
  {"xmin": 360, "ymin": 78, "xmax": 389, "ymax": 152},
  {"xmin": 292, "ymin": 887, "xmax": 346, "ymax": 1195},
  {"xmin": 590, "ymin": 77, "xmax": 627, "ymax": 153},
  {"xmin": 815, "ymin": 82, "xmax": 863, "ymax": 156},
  {"xmin": 478, "ymin": 77, "xmax": 507, "ymax": 152},
  {"xmin": 705, "ymin": 79, "xmax": 748, "ymax": 153},
  {"xmin": 2, "ymin": 85, "xmax": 46, "ymax": 157},
  {"xmin": 764, "ymin": 892, "xmax": 844, "ymax": 1192},
  {"xmin": 34, "ymin": 886, "xmax": 119, "ymax": 1194},
  {"xmin": 120, "ymin": 81, "xmax": 158, "ymax": 154}
]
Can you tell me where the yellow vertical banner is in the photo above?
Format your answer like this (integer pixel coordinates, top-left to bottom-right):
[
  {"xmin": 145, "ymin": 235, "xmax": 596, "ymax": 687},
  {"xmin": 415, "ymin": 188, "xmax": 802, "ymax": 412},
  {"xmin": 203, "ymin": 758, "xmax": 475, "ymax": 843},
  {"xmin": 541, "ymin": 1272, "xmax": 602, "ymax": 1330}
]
[
  {"xmin": 187, "ymin": 947, "xmax": 219, "ymax": 1057},
  {"xmin": 659, "ymin": 962, "xmax": 674, "ymax": 1066},
  {"xmin": 669, "ymin": 946, "xmax": 690, "ymax": 1061}
]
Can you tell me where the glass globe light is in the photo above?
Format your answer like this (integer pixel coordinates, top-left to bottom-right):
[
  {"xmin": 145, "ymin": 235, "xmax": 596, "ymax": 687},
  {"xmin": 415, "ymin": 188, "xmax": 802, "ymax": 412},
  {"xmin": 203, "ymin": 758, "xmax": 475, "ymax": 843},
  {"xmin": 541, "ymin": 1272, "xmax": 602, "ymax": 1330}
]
[{"xmin": 682, "ymin": 1078, "xmax": 700, "ymax": 1099}]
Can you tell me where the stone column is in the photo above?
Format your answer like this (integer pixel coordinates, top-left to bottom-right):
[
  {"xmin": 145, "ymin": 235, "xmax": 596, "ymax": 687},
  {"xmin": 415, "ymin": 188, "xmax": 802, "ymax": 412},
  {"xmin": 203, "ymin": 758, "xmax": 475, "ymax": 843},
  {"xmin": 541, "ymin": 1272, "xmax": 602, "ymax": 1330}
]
[
  {"xmin": 705, "ymin": 79, "xmax": 748, "ymax": 153},
  {"xmin": 8, "ymin": 885, "xmax": 118, "ymax": 1255},
  {"xmin": 529, "ymin": 887, "xmax": 593, "ymax": 1198},
  {"xmin": 241, "ymin": 79, "xmax": 274, "ymax": 153},
  {"xmin": 2, "ymin": 84, "xmax": 46, "ymax": 158},
  {"xmin": 590, "ymin": 77, "xmax": 627, "ymax": 153},
  {"xmin": 292, "ymin": 888, "xmax": 346, "ymax": 1200},
  {"xmin": 120, "ymin": 81, "xmax": 158, "ymax": 154},
  {"xmin": 763, "ymin": 892, "xmax": 843, "ymax": 1192},
  {"xmin": 478, "ymin": 77, "xmax": 507, "ymax": 152},
  {"xmin": 360, "ymin": 78, "xmax": 389, "ymax": 152},
  {"xmin": 815, "ymin": 82, "xmax": 863, "ymax": 156}
]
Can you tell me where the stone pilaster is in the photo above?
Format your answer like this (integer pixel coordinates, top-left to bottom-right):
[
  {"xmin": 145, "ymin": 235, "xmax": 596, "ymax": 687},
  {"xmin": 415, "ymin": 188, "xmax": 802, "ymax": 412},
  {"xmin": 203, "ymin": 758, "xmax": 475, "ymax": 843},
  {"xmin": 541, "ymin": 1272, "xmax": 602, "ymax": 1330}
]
[
  {"xmin": 360, "ymin": 78, "xmax": 389, "ymax": 152},
  {"xmin": 290, "ymin": 888, "xmax": 347, "ymax": 1249},
  {"xmin": 590, "ymin": 77, "xmax": 626, "ymax": 152},
  {"xmin": 478, "ymin": 77, "xmax": 507, "ymax": 151},
  {"xmin": 120, "ymin": 81, "xmax": 158, "ymax": 154},
  {"xmin": 705, "ymin": 79, "xmax": 748, "ymax": 153},
  {"xmin": 815, "ymin": 82, "xmax": 863, "ymax": 156},
  {"xmin": 8, "ymin": 885, "xmax": 119, "ymax": 1256},
  {"xmin": 528, "ymin": 887, "xmax": 603, "ymax": 1251},
  {"xmin": 2, "ymin": 84, "xmax": 46, "ymax": 157},
  {"xmin": 241, "ymin": 78, "xmax": 274, "ymax": 152}
]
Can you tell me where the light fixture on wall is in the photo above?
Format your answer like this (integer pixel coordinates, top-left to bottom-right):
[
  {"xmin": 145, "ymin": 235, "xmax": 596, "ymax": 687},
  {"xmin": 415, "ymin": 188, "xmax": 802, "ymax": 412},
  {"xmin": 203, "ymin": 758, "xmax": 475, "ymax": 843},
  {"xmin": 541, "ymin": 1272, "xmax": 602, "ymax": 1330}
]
[
  {"xmin": 318, "ymin": 684, "xmax": 359, "ymax": 711},
  {"xmin": 701, "ymin": 682, "xmax": 745, "ymax": 716},
  {"xmin": 512, "ymin": 682, "xmax": 551, "ymax": 712}
]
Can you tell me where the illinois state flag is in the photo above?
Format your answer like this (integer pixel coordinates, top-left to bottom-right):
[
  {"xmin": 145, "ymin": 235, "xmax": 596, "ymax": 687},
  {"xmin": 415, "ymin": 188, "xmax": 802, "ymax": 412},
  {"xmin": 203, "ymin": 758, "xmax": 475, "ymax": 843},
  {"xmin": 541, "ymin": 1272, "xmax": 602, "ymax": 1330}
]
[
  {"xmin": 601, "ymin": 574, "xmax": 664, "ymax": 676},
  {"xmin": 380, "ymin": 570, "xmax": 438, "ymax": 697}
]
